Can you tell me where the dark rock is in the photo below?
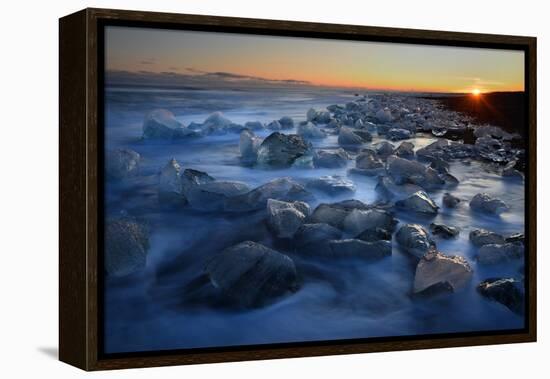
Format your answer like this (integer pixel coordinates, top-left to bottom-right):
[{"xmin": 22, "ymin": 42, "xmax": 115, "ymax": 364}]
[
  {"xmin": 443, "ymin": 193, "xmax": 460, "ymax": 208},
  {"xmin": 413, "ymin": 251, "xmax": 473, "ymax": 293},
  {"xmin": 297, "ymin": 122, "xmax": 326, "ymax": 139},
  {"xmin": 278, "ymin": 116, "xmax": 294, "ymax": 129},
  {"xmin": 342, "ymin": 208, "xmax": 397, "ymax": 235},
  {"xmin": 328, "ymin": 239, "xmax": 392, "ymax": 260},
  {"xmin": 477, "ymin": 278, "xmax": 524, "ymax": 314},
  {"xmin": 187, "ymin": 181, "xmax": 251, "ymax": 211},
  {"xmin": 306, "ymin": 176, "xmax": 356, "ymax": 196},
  {"xmin": 267, "ymin": 120, "xmax": 282, "ymax": 130},
  {"xmin": 294, "ymin": 223, "xmax": 342, "ymax": 247},
  {"xmin": 257, "ymin": 132, "xmax": 312, "ymax": 167},
  {"xmin": 225, "ymin": 177, "xmax": 313, "ymax": 212},
  {"xmin": 506, "ymin": 233, "xmax": 525, "ymax": 244},
  {"xmin": 395, "ymin": 191, "xmax": 439, "ymax": 214},
  {"xmin": 430, "ymin": 223, "xmax": 459, "ymax": 239},
  {"xmin": 470, "ymin": 193, "xmax": 509, "ymax": 215},
  {"xmin": 375, "ymin": 176, "xmax": 424, "ymax": 201},
  {"xmin": 387, "ymin": 128, "xmax": 412, "ymax": 141},
  {"xmin": 308, "ymin": 199, "xmax": 369, "ymax": 229},
  {"xmin": 356, "ymin": 152, "xmax": 384, "ymax": 170},
  {"xmin": 244, "ymin": 121, "xmax": 264, "ymax": 131},
  {"xmin": 338, "ymin": 127, "xmax": 371, "ymax": 146},
  {"xmin": 395, "ymin": 141, "xmax": 414, "ymax": 159},
  {"xmin": 181, "ymin": 168, "xmax": 215, "ymax": 197},
  {"xmin": 372, "ymin": 141, "xmax": 395, "ymax": 159},
  {"xmin": 205, "ymin": 241, "xmax": 298, "ymax": 308},
  {"xmin": 355, "ymin": 227, "xmax": 392, "ymax": 242},
  {"xmin": 396, "ymin": 224, "xmax": 435, "ymax": 258},
  {"xmin": 478, "ymin": 242, "xmax": 524, "ymax": 264},
  {"xmin": 387, "ymin": 155, "xmax": 444, "ymax": 190},
  {"xmin": 469, "ymin": 229, "xmax": 506, "ymax": 247},
  {"xmin": 413, "ymin": 281, "xmax": 454, "ymax": 299},
  {"xmin": 105, "ymin": 217, "xmax": 149, "ymax": 277},
  {"xmin": 267, "ymin": 199, "xmax": 309, "ymax": 238},
  {"xmin": 313, "ymin": 148, "xmax": 350, "ymax": 168}
]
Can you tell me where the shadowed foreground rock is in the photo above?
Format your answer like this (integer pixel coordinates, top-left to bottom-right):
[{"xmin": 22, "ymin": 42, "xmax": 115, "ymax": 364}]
[
  {"xmin": 328, "ymin": 239, "xmax": 391, "ymax": 260},
  {"xmin": 105, "ymin": 217, "xmax": 149, "ymax": 277},
  {"xmin": 477, "ymin": 278, "xmax": 524, "ymax": 314},
  {"xmin": 205, "ymin": 241, "xmax": 298, "ymax": 308}
]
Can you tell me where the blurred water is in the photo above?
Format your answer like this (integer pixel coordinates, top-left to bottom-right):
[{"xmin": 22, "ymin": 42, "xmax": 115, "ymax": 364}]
[{"xmin": 103, "ymin": 86, "xmax": 525, "ymax": 354}]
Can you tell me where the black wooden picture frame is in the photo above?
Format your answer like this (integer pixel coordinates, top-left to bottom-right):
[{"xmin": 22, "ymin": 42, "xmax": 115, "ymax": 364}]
[{"xmin": 59, "ymin": 8, "xmax": 536, "ymax": 371}]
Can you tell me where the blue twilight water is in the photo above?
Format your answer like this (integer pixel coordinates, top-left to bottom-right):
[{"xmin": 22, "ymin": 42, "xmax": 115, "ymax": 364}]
[{"xmin": 103, "ymin": 86, "xmax": 525, "ymax": 354}]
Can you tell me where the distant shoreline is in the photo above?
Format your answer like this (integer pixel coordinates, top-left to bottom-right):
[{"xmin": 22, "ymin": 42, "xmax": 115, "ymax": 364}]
[{"xmin": 425, "ymin": 92, "xmax": 526, "ymax": 138}]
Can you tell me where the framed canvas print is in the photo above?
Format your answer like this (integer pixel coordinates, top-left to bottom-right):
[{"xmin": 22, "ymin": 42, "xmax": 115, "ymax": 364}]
[{"xmin": 59, "ymin": 8, "xmax": 536, "ymax": 371}]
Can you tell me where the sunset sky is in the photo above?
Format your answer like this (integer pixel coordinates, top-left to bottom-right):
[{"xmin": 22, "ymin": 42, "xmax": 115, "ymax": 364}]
[{"xmin": 105, "ymin": 26, "xmax": 524, "ymax": 93}]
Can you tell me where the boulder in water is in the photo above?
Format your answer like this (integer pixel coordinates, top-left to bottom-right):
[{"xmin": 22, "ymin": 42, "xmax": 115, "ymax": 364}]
[
  {"xmin": 469, "ymin": 228, "xmax": 505, "ymax": 247},
  {"xmin": 297, "ymin": 122, "xmax": 327, "ymax": 139},
  {"xmin": 181, "ymin": 168, "xmax": 215, "ymax": 197},
  {"xmin": 338, "ymin": 127, "xmax": 371, "ymax": 146},
  {"xmin": 477, "ymin": 278, "xmax": 524, "ymax": 314},
  {"xmin": 186, "ymin": 181, "xmax": 251, "ymax": 211},
  {"xmin": 373, "ymin": 141, "xmax": 395, "ymax": 159},
  {"xmin": 278, "ymin": 116, "xmax": 294, "ymax": 129},
  {"xmin": 413, "ymin": 251, "xmax": 473, "ymax": 293},
  {"xmin": 395, "ymin": 191, "xmax": 439, "ymax": 214},
  {"xmin": 355, "ymin": 227, "xmax": 392, "ymax": 242},
  {"xmin": 342, "ymin": 208, "xmax": 397, "ymax": 235},
  {"xmin": 328, "ymin": 239, "xmax": 392, "ymax": 260},
  {"xmin": 387, "ymin": 128, "xmax": 412, "ymax": 141},
  {"xmin": 396, "ymin": 223, "xmax": 435, "ymax": 258},
  {"xmin": 387, "ymin": 155, "xmax": 444, "ymax": 190},
  {"xmin": 205, "ymin": 241, "xmax": 298, "ymax": 308},
  {"xmin": 293, "ymin": 223, "xmax": 342, "ymax": 255},
  {"xmin": 266, "ymin": 199, "xmax": 309, "ymax": 238},
  {"xmin": 443, "ymin": 192, "xmax": 460, "ymax": 208},
  {"xmin": 267, "ymin": 120, "xmax": 282, "ymax": 130},
  {"xmin": 375, "ymin": 108, "xmax": 393, "ymax": 123},
  {"xmin": 313, "ymin": 148, "xmax": 349, "ymax": 168},
  {"xmin": 470, "ymin": 193, "xmax": 509, "ymax": 215},
  {"xmin": 306, "ymin": 176, "xmax": 356, "ymax": 196},
  {"xmin": 308, "ymin": 199, "xmax": 369, "ymax": 229},
  {"xmin": 477, "ymin": 242, "xmax": 524, "ymax": 265},
  {"xmin": 105, "ymin": 217, "xmax": 149, "ymax": 277},
  {"xmin": 159, "ymin": 158, "xmax": 185, "ymax": 204},
  {"xmin": 257, "ymin": 132, "xmax": 312, "ymax": 168},
  {"xmin": 225, "ymin": 177, "xmax": 313, "ymax": 212},
  {"xmin": 244, "ymin": 121, "xmax": 264, "ymax": 131},
  {"xmin": 106, "ymin": 148, "xmax": 141, "ymax": 180},
  {"xmin": 375, "ymin": 176, "xmax": 424, "ymax": 201},
  {"xmin": 239, "ymin": 129, "xmax": 262, "ymax": 161},
  {"xmin": 201, "ymin": 112, "xmax": 233, "ymax": 135},
  {"xmin": 430, "ymin": 223, "xmax": 459, "ymax": 239},
  {"xmin": 143, "ymin": 109, "xmax": 186, "ymax": 139},
  {"xmin": 395, "ymin": 141, "xmax": 414, "ymax": 159}
]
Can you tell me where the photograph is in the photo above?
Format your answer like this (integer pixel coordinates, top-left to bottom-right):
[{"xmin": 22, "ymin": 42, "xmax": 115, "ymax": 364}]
[{"xmin": 102, "ymin": 25, "xmax": 527, "ymax": 355}]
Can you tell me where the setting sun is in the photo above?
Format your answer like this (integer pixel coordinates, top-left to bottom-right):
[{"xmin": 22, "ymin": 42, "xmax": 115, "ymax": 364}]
[{"xmin": 472, "ymin": 88, "xmax": 481, "ymax": 96}]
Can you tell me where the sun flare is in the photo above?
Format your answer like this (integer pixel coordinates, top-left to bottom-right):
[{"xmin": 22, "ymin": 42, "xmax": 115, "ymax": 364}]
[{"xmin": 472, "ymin": 88, "xmax": 481, "ymax": 96}]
